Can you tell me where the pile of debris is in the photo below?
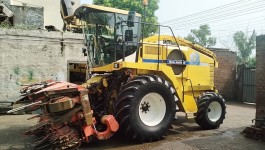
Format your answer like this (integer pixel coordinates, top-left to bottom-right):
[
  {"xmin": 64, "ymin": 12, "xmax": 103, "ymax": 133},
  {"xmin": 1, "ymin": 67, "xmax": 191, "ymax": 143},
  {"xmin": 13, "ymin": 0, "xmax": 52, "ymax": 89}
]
[{"xmin": 243, "ymin": 119, "xmax": 265, "ymax": 141}]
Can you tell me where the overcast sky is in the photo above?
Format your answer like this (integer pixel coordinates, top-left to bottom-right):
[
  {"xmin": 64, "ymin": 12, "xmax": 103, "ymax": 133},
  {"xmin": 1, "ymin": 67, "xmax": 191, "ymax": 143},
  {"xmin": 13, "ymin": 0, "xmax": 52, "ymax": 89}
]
[
  {"xmin": 80, "ymin": 0, "xmax": 265, "ymax": 50},
  {"xmin": 81, "ymin": 0, "xmax": 238, "ymax": 22}
]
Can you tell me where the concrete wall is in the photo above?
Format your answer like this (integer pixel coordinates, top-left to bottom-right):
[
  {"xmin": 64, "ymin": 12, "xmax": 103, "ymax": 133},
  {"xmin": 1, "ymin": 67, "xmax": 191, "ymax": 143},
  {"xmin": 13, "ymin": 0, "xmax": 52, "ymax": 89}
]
[
  {"xmin": 1, "ymin": 0, "xmax": 44, "ymax": 29},
  {"xmin": 255, "ymin": 35, "xmax": 265, "ymax": 126},
  {"xmin": 8, "ymin": 0, "xmax": 80, "ymax": 30},
  {"xmin": 1, "ymin": 0, "xmax": 10, "ymax": 5},
  {"xmin": 0, "ymin": 28, "xmax": 86, "ymax": 102},
  {"xmin": 211, "ymin": 49, "xmax": 237, "ymax": 101},
  {"xmin": 12, "ymin": 6, "xmax": 43, "ymax": 29}
]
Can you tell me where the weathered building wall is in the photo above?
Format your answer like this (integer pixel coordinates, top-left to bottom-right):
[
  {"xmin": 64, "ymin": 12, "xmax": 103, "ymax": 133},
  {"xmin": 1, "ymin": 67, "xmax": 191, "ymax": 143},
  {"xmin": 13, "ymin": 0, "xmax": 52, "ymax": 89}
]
[
  {"xmin": 211, "ymin": 49, "xmax": 237, "ymax": 101},
  {"xmin": 12, "ymin": 6, "xmax": 43, "ymax": 29},
  {"xmin": 1, "ymin": 0, "xmax": 10, "ymax": 5},
  {"xmin": 9, "ymin": 0, "xmax": 80, "ymax": 30},
  {"xmin": 2, "ymin": 0, "xmax": 82, "ymax": 30},
  {"xmin": 255, "ymin": 35, "xmax": 265, "ymax": 126},
  {"xmin": 0, "ymin": 28, "xmax": 86, "ymax": 102},
  {"xmin": 1, "ymin": 0, "xmax": 44, "ymax": 29}
]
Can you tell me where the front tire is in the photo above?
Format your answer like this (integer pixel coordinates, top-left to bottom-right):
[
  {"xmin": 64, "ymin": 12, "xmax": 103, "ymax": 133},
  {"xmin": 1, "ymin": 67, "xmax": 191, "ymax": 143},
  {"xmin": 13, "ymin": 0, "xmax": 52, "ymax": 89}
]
[
  {"xmin": 195, "ymin": 92, "xmax": 226, "ymax": 129},
  {"xmin": 115, "ymin": 75, "xmax": 178, "ymax": 141}
]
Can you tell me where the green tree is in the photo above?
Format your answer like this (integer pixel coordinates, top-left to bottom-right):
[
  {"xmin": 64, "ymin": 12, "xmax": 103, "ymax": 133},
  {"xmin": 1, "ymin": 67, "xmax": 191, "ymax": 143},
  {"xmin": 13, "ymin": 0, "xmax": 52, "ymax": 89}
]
[
  {"xmin": 233, "ymin": 30, "xmax": 256, "ymax": 65},
  {"xmin": 185, "ymin": 24, "xmax": 216, "ymax": 47},
  {"xmin": 247, "ymin": 56, "xmax": 256, "ymax": 67},
  {"xmin": 93, "ymin": 0, "xmax": 159, "ymax": 37}
]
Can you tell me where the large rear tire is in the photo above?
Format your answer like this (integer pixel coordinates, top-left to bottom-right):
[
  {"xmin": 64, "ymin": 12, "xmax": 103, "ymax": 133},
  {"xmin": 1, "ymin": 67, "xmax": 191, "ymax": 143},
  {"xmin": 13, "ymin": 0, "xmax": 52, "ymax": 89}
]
[
  {"xmin": 195, "ymin": 92, "xmax": 226, "ymax": 129},
  {"xmin": 115, "ymin": 75, "xmax": 178, "ymax": 141}
]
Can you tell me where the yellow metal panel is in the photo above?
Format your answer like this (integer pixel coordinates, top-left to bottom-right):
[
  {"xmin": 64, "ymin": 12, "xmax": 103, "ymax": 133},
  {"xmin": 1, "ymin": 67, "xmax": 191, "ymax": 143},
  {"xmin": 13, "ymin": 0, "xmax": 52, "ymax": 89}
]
[
  {"xmin": 90, "ymin": 34, "xmax": 220, "ymax": 114},
  {"xmin": 183, "ymin": 93, "xmax": 198, "ymax": 113},
  {"xmin": 143, "ymin": 45, "xmax": 162, "ymax": 60},
  {"xmin": 143, "ymin": 35, "xmax": 218, "ymax": 67},
  {"xmin": 145, "ymin": 46, "xmax": 161, "ymax": 55},
  {"xmin": 159, "ymin": 64, "xmax": 198, "ymax": 113},
  {"xmin": 82, "ymin": 76, "xmax": 103, "ymax": 88}
]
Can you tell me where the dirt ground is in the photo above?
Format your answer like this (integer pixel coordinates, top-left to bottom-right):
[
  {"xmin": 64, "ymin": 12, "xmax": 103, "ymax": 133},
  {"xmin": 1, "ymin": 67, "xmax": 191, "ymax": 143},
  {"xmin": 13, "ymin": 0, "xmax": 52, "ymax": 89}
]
[{"xmin": 0, "ymin": 102, "xmax": 265, "ymax": 150}]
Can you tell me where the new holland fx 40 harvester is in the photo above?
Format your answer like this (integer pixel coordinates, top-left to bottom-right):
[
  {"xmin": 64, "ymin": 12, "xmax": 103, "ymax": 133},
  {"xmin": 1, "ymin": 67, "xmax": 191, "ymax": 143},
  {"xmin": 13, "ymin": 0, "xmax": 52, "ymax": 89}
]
[{"xmin": 8, "ymin": 3, "xmax": 226, "ymax": 150}]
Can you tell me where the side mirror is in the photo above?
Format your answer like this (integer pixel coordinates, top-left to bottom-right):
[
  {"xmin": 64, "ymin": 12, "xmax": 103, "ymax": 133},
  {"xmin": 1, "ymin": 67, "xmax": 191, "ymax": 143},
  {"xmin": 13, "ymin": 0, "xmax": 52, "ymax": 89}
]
[
  {"xmin": 127, "ymin": 11, "xmax": 135, "ymax": 27},
  {"xmin": 125, "ymin": 30, "xmax": 133, "ymax": 41}
]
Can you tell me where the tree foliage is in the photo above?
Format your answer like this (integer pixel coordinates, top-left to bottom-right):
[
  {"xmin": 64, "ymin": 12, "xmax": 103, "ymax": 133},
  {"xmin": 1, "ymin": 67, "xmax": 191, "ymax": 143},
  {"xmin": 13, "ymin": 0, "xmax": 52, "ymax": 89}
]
[
  {"xmin": 247, "ymin": 56, "xmax": 256, "ymax": 67},
  {"xmin": 93, "ymin": 0, "xmax": 159, "ymax": 37},
  {"xmin": 185, "ymin": 24, "xmax": 216, "ymax": 47},
  {"xmin": 233, "ymin": 30, "xmax": 256, "ymax": 65}
]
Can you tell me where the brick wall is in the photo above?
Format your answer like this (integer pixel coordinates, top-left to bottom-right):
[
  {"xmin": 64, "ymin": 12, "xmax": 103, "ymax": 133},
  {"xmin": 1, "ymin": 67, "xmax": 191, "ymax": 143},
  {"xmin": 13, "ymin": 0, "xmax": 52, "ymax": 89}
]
[
  {"xmin": 255, "ymin": 35, "xmax": 265, "ymax": 126},
  {"xmin": 211, "ymin": 48, "xmax": 237, "ymax": 101},
  {"xmin": 0, "ymin": 28, "xmax": 86, "ymax": 102}
]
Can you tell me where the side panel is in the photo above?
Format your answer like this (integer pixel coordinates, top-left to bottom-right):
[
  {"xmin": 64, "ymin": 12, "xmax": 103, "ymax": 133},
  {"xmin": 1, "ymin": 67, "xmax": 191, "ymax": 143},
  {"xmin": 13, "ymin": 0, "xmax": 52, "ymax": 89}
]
[{"xmin": 91, "ymin": 41, "xmax": 216, "ymax": 114}]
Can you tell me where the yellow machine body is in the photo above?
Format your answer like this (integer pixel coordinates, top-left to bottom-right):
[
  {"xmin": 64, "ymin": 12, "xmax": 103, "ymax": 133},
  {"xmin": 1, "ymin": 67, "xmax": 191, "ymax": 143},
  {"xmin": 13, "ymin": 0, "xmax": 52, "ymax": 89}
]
[
  {"xmin": 90, "ymin": 35, "xmax": 218, "ymax": 115},
  {"xmin": 14, "ymin": 3, "xmax": 225, "ymax": 148}
]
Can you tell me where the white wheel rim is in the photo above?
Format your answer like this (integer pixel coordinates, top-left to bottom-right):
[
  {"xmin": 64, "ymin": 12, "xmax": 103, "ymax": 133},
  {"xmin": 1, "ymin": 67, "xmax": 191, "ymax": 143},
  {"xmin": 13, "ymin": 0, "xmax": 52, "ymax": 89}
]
[
  {"xmin": 207, "ymin": 101, "xmax": 222, "ymax": 122},
  {"xmin": 139, "ymin": 92, "xmax": 166, "ymax": 126}
]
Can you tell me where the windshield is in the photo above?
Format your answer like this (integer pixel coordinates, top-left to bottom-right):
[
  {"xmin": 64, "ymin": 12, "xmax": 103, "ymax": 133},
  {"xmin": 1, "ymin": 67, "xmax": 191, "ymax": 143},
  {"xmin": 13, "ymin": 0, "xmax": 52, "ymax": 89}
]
[{"xmin": 81, "ymin": 11, "xmax": 141, "ymax": 68}]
